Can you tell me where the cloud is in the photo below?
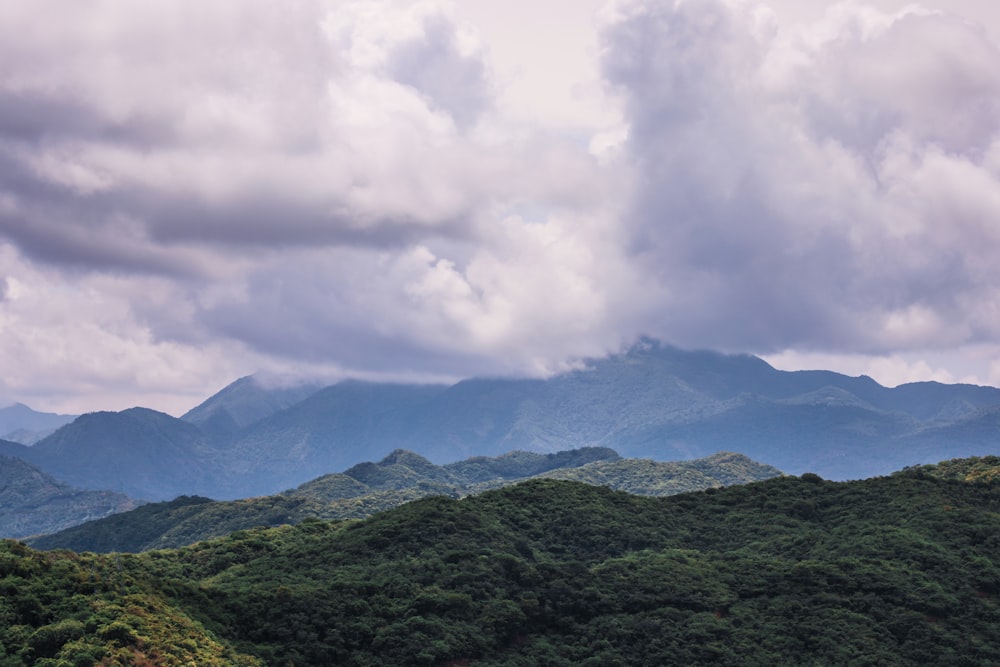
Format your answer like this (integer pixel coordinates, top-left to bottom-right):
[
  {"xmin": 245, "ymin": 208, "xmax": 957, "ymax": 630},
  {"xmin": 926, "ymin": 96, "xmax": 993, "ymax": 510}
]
[
  {"xmin": 0, "ymin": 0, "xmax": 629, "ymax": 405},
  {"xmin": 602, "ymin": 0, "xmax": 1000, "ymax": 356},
  {"xmin": 3, "ymin": 0, "xmax": 1000, "ymax": 412},
  {"xmin": 0, "ymin": 0, "xmax": 506, "ymax": 268},
  {"xmin": 195, "ymin": 206, "xmax": 637, "ymax": 378}
]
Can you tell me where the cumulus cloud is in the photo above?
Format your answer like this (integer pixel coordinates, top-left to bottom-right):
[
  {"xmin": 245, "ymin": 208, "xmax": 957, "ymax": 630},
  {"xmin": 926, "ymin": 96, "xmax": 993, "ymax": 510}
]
[
  {"xmin": 2, "ymin": 0, "xmax": 1000, "ymax": 411},
  {"xmin": 0, "ymin": 0, "xmax": 630, "ymax": 408},
  {"xmin": 603, "ymin": 0, "xmax": 1000, "ymax": 357},
  {"xmin": 0, "ymin": 0, "xmax": 510, "ymax": 265}
]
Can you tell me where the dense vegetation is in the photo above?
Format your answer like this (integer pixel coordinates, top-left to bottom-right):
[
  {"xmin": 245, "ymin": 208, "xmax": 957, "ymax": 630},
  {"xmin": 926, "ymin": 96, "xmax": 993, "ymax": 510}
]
[
  {"xmin": 28, "ymin": 449, "xmax": 781, "ymax": 553},
  {"xmin": 0, "ymin": 540, "xmax": 261, "ymax": 666},
  {"xmin": 4, "ymin": 457, "xmax": 1000, "ymax": 665},
  {"xmin": 896, "ymin": 455, "xmax": 1000, "ymax": 483}
]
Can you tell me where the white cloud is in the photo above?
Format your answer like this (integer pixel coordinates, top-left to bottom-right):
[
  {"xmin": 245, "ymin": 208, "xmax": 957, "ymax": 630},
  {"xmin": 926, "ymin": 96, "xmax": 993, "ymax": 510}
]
[
  {"xmin": 0, "ymin": 245, "xmax": 256, "ymax": 414},
  {"xmin": 601, "ymin": 0, "xmax": 1000, "ymax": 357},
  {"xmin": 3, "ymin": 0, "xmax": 1000, "ymax": 412}
]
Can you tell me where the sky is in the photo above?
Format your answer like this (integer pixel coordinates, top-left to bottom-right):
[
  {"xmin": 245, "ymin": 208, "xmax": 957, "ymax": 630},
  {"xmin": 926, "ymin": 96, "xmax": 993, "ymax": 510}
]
[{"xmin": 2, "ymin": 0, "xmax": 1000, "ymax": 416}]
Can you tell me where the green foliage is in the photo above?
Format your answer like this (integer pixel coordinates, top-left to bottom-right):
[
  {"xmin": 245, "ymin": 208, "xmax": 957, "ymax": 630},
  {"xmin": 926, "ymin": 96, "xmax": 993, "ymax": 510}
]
[
  {"xmin": 9, "ymin": 459, "xmax": 1000, "ymax": 665},
  {"xmin": 0, "ymin": 540, "xmax": 261, "ymax": 666},
  {"xmin": 527, "ymin": 451, "xmax": 783, "ymax": 495},
  {"xmin": 30, "ymin": 448, "xmax": 781, "ymax": 553},
  {"xmin": 143, "ymin": 465, "xmax": 1000, "ymax": 665},
  {"xmin": 897, "ymin": 455, "xmax": 1000, "ymax": 483}
]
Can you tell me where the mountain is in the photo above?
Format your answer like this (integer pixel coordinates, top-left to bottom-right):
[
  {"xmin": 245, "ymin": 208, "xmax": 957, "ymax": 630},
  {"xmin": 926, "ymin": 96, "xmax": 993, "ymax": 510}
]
[
  {"xmin": 216, "ymin": 341, "xmax": 1000, "ymax": 491},
  {"xmin": 28, "ymin": 448, "xmax": 780, "ymax": 552},
  {"xmin": 0, "ymin": 436, "xmax": 30, "ymax": 458},
  {"xmin": 0, "ymin": 402, "xmax": 76, "ymax": 444},
  {"xmin": 12, "ymin": 340, "xmax": 1000, "ymax": 500},
  {"xmin": 180, "ymin": 375, "xmax": 322, "ymax": 435},
  {"xmin": 218, "ymin": 381, "xmax": 451, "ymax": 494},
  {"xmin": 18, "ymin": 408, "xmax": 219, "ymax": 500},
  {"xmin": 6, "ymin": 459, "xmax": 1000, "ymax": 665},
  {"xmin": 0, "ymin": 455, "xmax": 142, "ymax": 538}
]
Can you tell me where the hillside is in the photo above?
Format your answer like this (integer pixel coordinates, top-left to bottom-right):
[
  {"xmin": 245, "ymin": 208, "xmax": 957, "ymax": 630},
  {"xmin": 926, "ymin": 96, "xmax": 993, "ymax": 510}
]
[
  {"xmin": 895, "ymin": 455, "xmax": 1000, "ymax": 483},
  {"xmin": 27, "ymin": 448, "xmax": 781, "ymax": 552},
  {"xmin": 0, "ymin": 456, "xmax": 142, "ymax": 539},
  {"xmin": 528, "ymin": 451, "xmax": 785, "ymax": 495},
  {"xmin": 4, "ymin": 459, "xmax": 1000, "ymax": 665}
]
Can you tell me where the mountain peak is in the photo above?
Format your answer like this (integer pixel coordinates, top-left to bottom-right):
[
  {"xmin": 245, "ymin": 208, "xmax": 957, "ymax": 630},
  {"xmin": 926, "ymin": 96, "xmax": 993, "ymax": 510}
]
[
  {"xmin": 378, "ymin": 449, "xmax": 435, "ymax": 468},
  {"xmin": 181, "ymin": 374, "xmax": 323, "ymax": 435}
]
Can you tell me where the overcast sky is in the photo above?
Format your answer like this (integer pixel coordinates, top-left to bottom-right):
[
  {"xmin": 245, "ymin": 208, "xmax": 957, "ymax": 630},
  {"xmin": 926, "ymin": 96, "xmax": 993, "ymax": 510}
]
[{"xmin": 3, "ymin": 0, "xmax": 1000, "ymax": 415}]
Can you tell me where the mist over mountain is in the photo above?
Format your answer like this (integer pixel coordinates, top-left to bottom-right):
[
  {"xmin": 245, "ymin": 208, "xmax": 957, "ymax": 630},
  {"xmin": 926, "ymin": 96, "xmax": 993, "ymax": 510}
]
[{"xmin": 5, "ymin": 341, "xmax": 1000, "ymax": 501}]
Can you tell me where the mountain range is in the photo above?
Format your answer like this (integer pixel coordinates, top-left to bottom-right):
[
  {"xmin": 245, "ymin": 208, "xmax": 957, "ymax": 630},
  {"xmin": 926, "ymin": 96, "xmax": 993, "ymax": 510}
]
[
  {"xmin": 26, "ymin": 448, "xmax": 781, "ymax": 552},
  {"xmin": 2, "ymin": 340, "xmax": 999, "ymax": 501}
]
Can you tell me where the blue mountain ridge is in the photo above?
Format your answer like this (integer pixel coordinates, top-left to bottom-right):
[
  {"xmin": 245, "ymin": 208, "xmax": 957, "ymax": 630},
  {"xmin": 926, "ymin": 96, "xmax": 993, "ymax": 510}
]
[{"xmin": 5, "ymin": 340, "xmax": 999, "ymax": 500}]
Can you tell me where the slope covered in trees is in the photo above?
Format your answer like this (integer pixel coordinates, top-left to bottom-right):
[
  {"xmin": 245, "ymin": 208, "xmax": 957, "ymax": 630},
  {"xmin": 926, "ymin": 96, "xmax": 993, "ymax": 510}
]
[
  {"xmin": 5, "ymin": 459, "xmax": 1000, "ymax": 665},
  {"xmin": 28, "ymin": 449, "xmax": 781, "ymax": 552}
]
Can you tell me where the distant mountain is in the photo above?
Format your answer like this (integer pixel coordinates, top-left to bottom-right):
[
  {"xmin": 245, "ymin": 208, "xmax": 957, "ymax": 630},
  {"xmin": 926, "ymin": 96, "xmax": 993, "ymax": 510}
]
[
  {"xmin": 180, "ymin": 375, "xmax": 322, "ymax": 435},
  {"xmin": 0, "ymin": 437, "xmax": 30, "ymax": 459},
  {"xmin": 12, "ymin": 340, "xmax": 1000, "ymax": 500},
  {"xmin": 0, "ymin": 455, "xmax": 142, "ymax": 538},
  {"xmin": 0, "ymin": 403, "xmax": 76, "ymax": 444},
  {"xmin": 18, "ymin": 408, "xmax": 218, "ymax": 500},
  {"xmin": 218, "ymin": 381, "xmax": 451, "ymax": 493},
  {"xmin": 214, "ymin": 341, "xmax": 1000, "ymax": 490},
  {"xmin": 27, "ymin": 448, "xmax": 781, "ymax": 552}
]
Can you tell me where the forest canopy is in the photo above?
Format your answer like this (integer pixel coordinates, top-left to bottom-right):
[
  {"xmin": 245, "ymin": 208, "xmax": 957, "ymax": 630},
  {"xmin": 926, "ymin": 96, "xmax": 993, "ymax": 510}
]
[{"xmin": 2, "ymin": 457, "xmax": 1000, "ymax": 665}]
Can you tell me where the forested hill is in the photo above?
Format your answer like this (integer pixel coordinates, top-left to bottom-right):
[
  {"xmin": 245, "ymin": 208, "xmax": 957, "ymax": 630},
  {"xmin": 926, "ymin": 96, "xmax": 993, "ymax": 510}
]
[
  {"xmin": 27, "ymin": 449, "xmax": 781, "ymax": 552},
  {"xmin": 4, "ymin": 457, "xmax": 1000, "ymax": 665}
]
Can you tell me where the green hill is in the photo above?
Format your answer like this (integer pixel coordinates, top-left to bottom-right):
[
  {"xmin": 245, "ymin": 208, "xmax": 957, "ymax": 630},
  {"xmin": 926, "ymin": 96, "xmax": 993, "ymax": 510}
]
[
  {"xmin": 530, "ymin": 451, "xmax": 784, "ymax": 495},
  {"xmin": 895, "ymin": 454, "xmax": 1000, "ymax": 483},
  {"xmin": 4, "ymin": 458, "xmax": 1000, "ymax": 665},
  {"xmin": 27, "ymin": 448, "xmax": 779, "ymax": 553}
]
